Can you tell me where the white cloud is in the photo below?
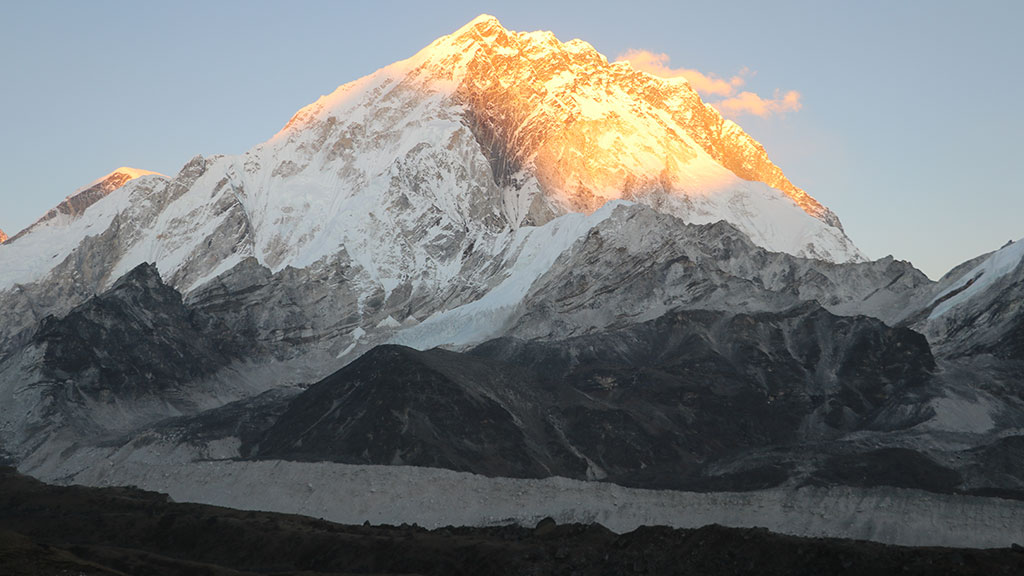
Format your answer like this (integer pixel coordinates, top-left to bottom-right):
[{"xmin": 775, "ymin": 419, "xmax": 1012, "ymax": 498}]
[{"xmin": 616, "ymin": 49, "xmax": 801, "ymax": 118}]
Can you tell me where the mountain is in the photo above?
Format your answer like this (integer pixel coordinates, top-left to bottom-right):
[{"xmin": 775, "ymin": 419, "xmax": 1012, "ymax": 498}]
[
  {"xmin": 4, "ymin": 167, "xmax": 164, "ymax": 245},
  {"xmin": 0, "ymin": 229, "xmax": 7, "ymax": 244},
  {"xmin": 1, "ymin": 14, "xmax": 1024, "ymax": 549},
  {"xmin": 0, "ymin": 263, "xmax": 266, "ymax": 469},
  {"xmin": 269, "ymin": 13, "xmax": 859, "ymax": 261},
  {"xmin": 251, "ymin": 302, "xmax": 938, "ymax": 490},
  {"xmin": 0, "ymin": 16, "xmax": 859, "ymax": 360},
  {"xmin": 911, "ymin": 238, "xmax": 1024, "ymax": 359}
]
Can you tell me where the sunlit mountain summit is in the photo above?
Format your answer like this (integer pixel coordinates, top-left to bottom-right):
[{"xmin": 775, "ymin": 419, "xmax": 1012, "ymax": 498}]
[{"xmin": 1, "ymin": 15, "xmax": 1023, "ymax": 554}]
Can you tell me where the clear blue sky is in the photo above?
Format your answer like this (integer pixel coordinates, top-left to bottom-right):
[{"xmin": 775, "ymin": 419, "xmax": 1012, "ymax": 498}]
[{"xmin": 2, "ymin": 0, "xmax": 1021, "ymax": 279}]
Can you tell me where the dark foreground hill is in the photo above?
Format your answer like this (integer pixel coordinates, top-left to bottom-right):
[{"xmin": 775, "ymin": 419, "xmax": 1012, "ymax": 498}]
[{"xmin": 1, "ymin": 467, "xmax": 1022, "ymax": 576}]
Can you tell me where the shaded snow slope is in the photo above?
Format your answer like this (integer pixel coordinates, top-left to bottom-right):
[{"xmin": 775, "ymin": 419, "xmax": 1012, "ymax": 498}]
[
  {"xmin": 929, "ymin": 238, "xmax": 1024, "ymax": 320},
  {"xmin": 4, "ymin": 167, "xmax": 166, "ymax": 246},
  {"xmin": 0, "ymin": 173, "xmax": 169, "ymax": 291}
]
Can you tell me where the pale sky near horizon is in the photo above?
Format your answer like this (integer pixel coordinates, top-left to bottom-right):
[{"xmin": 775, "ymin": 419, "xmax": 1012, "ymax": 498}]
[{"xmin": 1, "ymin": 0, "xmax": 1021, "ymax": 279}]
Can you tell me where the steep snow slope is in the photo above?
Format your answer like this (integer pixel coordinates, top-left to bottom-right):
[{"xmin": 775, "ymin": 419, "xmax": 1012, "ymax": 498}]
[
  {"xmin": 1, "ymin": 16, "xmax": 858, "ymax": 298},
  {"xmin": 908, "ymin": 237, "xmax": 1024, "ymax": 359},
  {"xmin": 0, "ymin": 15, "xmax": 870, "ymax": 370},
  {"xmin": 928, "ymin": 238, "xmax": 1024, "ymax": 320},
  {"xmin": 4, "ymin": 167, "xmax": 165, "ymax": 246},
  {"xmin": 0, "ymin": 172, "xmax": 169, "ymax": 291}
]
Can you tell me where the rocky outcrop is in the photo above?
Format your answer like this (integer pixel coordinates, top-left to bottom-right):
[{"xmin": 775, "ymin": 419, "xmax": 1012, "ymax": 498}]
[
  {"xmin": 255, "ymin": 345, "xmax": 585, "ymax": 478},
  {"xmin": 251, "ymin": 303, "xmax": 937, "ymax": 490},
  {"xmin": 0, "ymin": 16, "xmax": 1021, "ymax": 532},
  {"xmin": 32, "ymin": 262, "xmax": 243, "ymax": 398},
  {"xmin": 0, "ymin": 263, "xmax": 252, "ymax": 462},
  {"xmin": 501, "ymin": 204, "xmax": 928, "ymax": 342}
]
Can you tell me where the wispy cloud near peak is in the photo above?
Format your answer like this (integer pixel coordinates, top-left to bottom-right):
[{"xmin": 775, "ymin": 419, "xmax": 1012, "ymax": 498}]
[{"xmin": 616, "ymin": 49, "xmax": 801, "ymax": 118}]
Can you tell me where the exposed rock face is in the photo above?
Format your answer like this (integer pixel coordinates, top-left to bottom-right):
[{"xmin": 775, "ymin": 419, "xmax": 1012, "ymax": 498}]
[
  {"xmin": 0, "ymin": 172, "xmax": 172, "ymax": 359},
  {"xmin": 251, "ymin": 303, "xmax": 936, "ymax": 490},
  {"xmin": 501, "ymin": 205, "xmax": 928, "ymax": 342},
  {"xmin": 255, "ymin": 345, "xmax": 583, "ymax": 479},
  {"xmin": 33, "ymin": 262, "xmax": 243, "ymax": 397},
  {"xmin": 0, "ymin": 14, "xmax": 1022, "ymax": 532},
  {"xmin": 0, "ymin": 229, "xmax": 6, "ymax": 244},
  {"xmin": 0, "ymin": 263, "xmax": 254, "ymax": 464}
]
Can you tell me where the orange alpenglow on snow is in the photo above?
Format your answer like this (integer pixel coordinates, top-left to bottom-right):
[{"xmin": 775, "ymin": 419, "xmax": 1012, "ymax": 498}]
[
  {"xmin": 84, "ymin": 167, "xmax": 166, "ymax": 194},
  {"xmin": 448, "ymin": 16, "xmax": 835, "ymax": 225},
  {"xmin": 0, "ymin": 229, "xmax": 7, "ymax": 244},
  {"xmin": 279, "ymin": 15, "xmax": 839, "ymax": 229},
  {"xmin": 6, "ymin": 167, "xmax": 166, "ymax": 243}
]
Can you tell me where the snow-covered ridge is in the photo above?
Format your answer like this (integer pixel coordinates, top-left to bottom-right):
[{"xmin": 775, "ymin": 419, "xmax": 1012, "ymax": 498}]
[
  {"xmin": 0, "ymin": 173, "xmax": 168, "ymax": 291},
  {"xmin": 272, "ymin": 13, "xmax": 862, "ymax": 263},
  {"xmin": 2, "ymin": 14, "xmax": 862, "ymax": 344},
  {"xmin": 929, "ymin": 238, "xmax": 1024, "ymax": 319},
  {"xmin": 3, "ymin": 167, "xmax": 168, "ymax": 246},
  {"xmin": 70, "ymin": 166, "xmax": 165, "ymax": 196}
]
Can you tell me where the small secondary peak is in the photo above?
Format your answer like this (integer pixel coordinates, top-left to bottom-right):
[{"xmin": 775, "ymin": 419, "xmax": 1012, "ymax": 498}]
[
  {"xmin": 111, "ymin": 166, "xmax": 164, "ymax": 180},
  {"xmin": 77, "ymin": 167, "xmax": 166, "ymax": 194},
  {"xmin": 460, "ymin": 14, "xmax": 503, "ymax": 32},
  {"xmin": 6, "ymin": 166, "xmax": 168, "ymax": 244}
]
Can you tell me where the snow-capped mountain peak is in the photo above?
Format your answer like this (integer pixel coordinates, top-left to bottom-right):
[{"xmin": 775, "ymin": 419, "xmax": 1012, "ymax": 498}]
[
  {"xmin": 270, "ymin": 15, "xmax": 860, "ymax": 263},
  {"xmin": 0, "ymin": 229, "xmax": 7, "ymax": 244},
  {"xmin": 1, "ymin": 15, "xmax": 865, "ymax": 343},
  {"xmin": 6, "ymin": 166, "xmax": 166, "ymax": 245},
  {"xmin": 72, "ymin": 167, "xmax": 165, "ymax": 195}
]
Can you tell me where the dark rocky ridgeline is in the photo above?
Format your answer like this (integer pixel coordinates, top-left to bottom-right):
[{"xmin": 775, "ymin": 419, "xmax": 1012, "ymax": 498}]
[
  {"xmin": 251, "ymin": 302, "xmax": 939, "ymax": 490},
  {"xmin": 34, "ymin": 262, "xmax": 247, "ymax": 398},
  {"xmin": 1, "ymin": 262, "xmax": 252, "ymax": 455},
  {"xmin": 957, "ymin": 435, "xmax": 1024, "ymax": 499},
  {"xmin": 0, "ymin": 467, "xmax": 1021, "ymax": 576},
  {"xmin": 807, "ymin": 448, "xmax": 964, "ymax": 493},
  {"xmin": 253, "ymin": 344, "xmax": 590, "ymax": 478}
]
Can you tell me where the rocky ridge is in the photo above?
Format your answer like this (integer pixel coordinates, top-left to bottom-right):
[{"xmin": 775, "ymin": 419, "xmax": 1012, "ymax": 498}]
[
  {"xmin": 0, "ymin": 13, "xmax": 1022, "ymax": 554},
  {"xmin": 0, "ymin": 15, "xmax": 860, "ymax": 368}
]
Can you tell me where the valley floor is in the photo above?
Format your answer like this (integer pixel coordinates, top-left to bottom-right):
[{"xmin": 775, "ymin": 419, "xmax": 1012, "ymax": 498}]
[
  {"xmin": 3, "ymin": 466, "xmax": 1023, "ymax": 576},
  {"xmin": 44, "ymin": 455, "xmax": 1024, "ymax": 549}
]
